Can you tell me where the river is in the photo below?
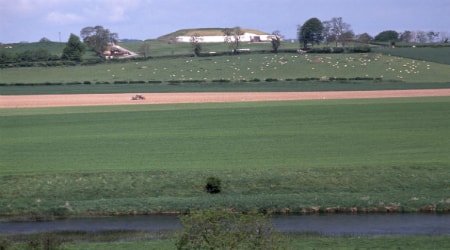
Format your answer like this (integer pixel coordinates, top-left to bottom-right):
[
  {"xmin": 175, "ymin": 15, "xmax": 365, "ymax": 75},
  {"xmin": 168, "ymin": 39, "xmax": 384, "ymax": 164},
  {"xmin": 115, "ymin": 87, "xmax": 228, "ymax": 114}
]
[{"xmin": 1, "ymin": 214, "xmax": 449, "ymax": 236}]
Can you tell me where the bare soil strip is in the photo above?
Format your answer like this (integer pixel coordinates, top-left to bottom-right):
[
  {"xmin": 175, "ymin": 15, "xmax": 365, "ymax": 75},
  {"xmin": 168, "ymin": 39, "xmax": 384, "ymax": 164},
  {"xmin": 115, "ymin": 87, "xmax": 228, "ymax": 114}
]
[{"xmin": 1, "ymin": 89, "xmax": 450, "ymax": 108}]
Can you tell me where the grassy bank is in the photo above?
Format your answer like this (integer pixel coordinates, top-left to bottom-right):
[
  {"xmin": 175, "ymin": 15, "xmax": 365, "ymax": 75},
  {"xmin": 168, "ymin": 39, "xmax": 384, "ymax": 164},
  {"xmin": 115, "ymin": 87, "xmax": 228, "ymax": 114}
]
[
  {"xmin": 1, "ymin": 97, "xmax": 449, "ymax": 215},
  {"xmin": 3, "ymin": 234, "xmax": 449, "ymax": 250},
  {"xmin": 64, "ymin": 236, "xmax": 450, "ymax": 250}
]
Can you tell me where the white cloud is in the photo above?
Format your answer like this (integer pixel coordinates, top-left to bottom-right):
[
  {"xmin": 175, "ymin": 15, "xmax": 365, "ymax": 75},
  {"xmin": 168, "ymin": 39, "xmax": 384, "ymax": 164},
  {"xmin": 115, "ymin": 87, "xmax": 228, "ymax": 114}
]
[
  {"xmin": 46, "ymin": 11, "xmax": 85, "ymax": 24},
  {"xmin": 3, "ymin": 0, "xmax": 65, "ymax": 12},
  {"xmin": 81, "ymin": 0, "xmax": 144, "ymax": 23}
]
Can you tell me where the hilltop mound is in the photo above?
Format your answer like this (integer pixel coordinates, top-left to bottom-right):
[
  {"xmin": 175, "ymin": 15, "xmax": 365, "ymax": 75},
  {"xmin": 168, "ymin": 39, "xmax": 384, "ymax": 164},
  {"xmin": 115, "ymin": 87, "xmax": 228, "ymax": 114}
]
[{"xmin": 158, "ymin": 28, "xmax": 269, "ymax": 40}]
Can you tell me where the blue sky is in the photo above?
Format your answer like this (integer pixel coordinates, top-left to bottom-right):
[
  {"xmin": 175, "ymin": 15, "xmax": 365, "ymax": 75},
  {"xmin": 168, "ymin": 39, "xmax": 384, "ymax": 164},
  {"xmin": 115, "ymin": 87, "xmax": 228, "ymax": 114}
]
[{"xmin": 1, "ymin": 0, "xmax": 449, "ymax": 43}]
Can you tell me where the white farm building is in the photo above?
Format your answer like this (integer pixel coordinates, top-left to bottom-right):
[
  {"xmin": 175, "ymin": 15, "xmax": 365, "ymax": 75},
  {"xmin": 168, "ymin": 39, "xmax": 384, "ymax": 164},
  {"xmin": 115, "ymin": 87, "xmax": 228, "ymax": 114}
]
[
  {"xmin": 175, "ymin": 32, "xmax": 276, "ymax": 43},
  {"xmin": 160, "ymin": 28, "xmax": 279, "ymax": 43}
]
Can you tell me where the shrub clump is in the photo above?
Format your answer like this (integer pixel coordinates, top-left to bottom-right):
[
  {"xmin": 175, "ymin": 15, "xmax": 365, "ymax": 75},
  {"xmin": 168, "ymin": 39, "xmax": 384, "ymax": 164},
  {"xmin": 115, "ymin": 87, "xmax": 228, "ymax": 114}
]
[{"xmin": 205, "ymin": 176, "xmax": 221, "ymax": 194}]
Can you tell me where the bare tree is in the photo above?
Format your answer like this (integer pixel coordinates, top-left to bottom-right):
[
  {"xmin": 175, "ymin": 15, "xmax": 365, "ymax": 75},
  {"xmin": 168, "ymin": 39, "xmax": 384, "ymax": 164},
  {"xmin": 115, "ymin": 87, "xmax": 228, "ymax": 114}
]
[
  {"xmin": 223, "ymin": 28, "xmax": 233, "ymax": 43},
  {"xmin": 271, "ymin": 30, "xmax": 282, "ymax": 53},
  {"xmin": 330, "ymin": 17, "xmax": 352, "ymax": 47},
  {"xmin": 138, "ymin": 41, "xmax": 151, "ymax": 58},
  {"xmin": 232, "ymin": 26, "xmax": 243, "ymax": 53},
  {"xmin": 321, "ymin": 20, "xmax": 333, "ymax": 45},
  {"xmin": 439, "ymin": 31, "xmax": 449, "ymax": 43},
  {"xmin": 190, "ymin": 33, "xmax": 202, "ymax": 56},
  {"xmin": 416, "ymin": 30, "xmax": 427, "ymax": 43},
  {"xmin": 400, "ymin": 30, "xmax": 413, "ymax": 43},
  {"xmin": 223, "ymin": 27, "xmax": 243, "ymax": 54},
  {"xmin": 427, "ymin": 31, "xmax": 439, "ymax": 43}
]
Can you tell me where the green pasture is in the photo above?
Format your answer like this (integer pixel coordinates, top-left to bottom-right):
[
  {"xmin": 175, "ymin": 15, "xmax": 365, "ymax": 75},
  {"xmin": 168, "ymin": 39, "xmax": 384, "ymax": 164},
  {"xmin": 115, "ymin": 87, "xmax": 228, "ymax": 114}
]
[
  {"xmin": 1, "ymin": 97, "xmax": 449, "ymax": 215},
  {"xmin": 0, "ymin": 42, "xmax": 66, "ymax": 55},
  {"xmin": 0, "ymin": 41, "xmax": 98, "ymax": 60},
  {"xmin": 1, "ymin": 52, "xmax": 450, "ymax": 85}
]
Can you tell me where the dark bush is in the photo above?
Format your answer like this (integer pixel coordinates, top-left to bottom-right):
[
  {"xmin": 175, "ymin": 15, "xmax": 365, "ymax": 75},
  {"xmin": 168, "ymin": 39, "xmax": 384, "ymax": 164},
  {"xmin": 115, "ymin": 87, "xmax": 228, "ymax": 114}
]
[
  {"xmin": 129, "ymin": 80, "xmax": 146, "ymax": 84},
  {"xmin": 265, "ymin": 78, "xmax": 278, "ymax": 82},
  {"xmin": 212, "ymin": 79, "xmax": 230, "ymax": 83},
  {"xmin": 27, "ymin": 233, "xmax": 64, "ymax": 250},
  {"xmin": 333, "ymin": 47, "xmax": 345, "ymax": 53},
  {"xmin": 181, "ymin": 80, "xmax": 206, "ymax": 83},
  {"xmin": 65, "ymin": 81, "xmax": 82, "ymax": 85},
  {"xmin": 0, "ymin": 236, "xmax": 12, "ymax": 250},
  {"xmin": 81, "ymin": 58, "xmax": 103, "ymax": 65},
  {"xmin": 351, "ymin": 45, "xmax": 371, "ymax": 53},
  {"xmin": 205, "ymin": 176, "xmax": 221, "ymax": 194},
  {"xmin": 50, "ymin": 206, "xmax": 71, "ymax": 218},
  {"xmin": 62, "ymin": 61, "xmax": 77, "ymax": 66}
]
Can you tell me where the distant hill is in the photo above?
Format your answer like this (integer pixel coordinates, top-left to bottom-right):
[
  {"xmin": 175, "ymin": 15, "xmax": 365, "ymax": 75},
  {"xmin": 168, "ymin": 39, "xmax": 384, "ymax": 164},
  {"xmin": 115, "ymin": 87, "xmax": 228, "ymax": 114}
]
[
  {"xmin": 120, "ymin": 39, "xmax": 143, "ymax": 43},
  {"xmin": 158, "ymin": 28, "xmax": 270, "ymax": 40}
]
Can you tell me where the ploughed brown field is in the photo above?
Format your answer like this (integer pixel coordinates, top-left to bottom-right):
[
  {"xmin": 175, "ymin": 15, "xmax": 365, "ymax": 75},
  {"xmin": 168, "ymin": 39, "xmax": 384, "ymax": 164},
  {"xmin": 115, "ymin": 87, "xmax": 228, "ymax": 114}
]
[{"xmin": 1, "ymin": 89, "xmax": 450, "ymax": 108}]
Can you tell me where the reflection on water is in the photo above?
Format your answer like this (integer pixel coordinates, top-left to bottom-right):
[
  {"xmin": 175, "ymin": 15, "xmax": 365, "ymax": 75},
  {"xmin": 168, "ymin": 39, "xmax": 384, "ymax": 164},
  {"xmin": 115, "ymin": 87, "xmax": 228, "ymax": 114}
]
[
  {"xmin": 272, "ymin": 213, "xmax": 450, "ymax": 236},
  {"xmin": 1, "ymin": 213, "xmax": 449, "ymax": 236}
]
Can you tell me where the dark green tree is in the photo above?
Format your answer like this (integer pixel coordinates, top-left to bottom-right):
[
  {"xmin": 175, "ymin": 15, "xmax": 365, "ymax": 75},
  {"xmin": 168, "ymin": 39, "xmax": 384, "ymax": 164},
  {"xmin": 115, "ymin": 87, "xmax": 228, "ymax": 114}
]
[
  {"xmin": 176, "ymin": 209, "xmax": 284, "ymax": 250},
  {"xmin": 0, "ymin": 50, "xmax": 17, "ymax": 64},
  {"xmin": 298, "ymin": 18, "xmax": 323, "ymax": 49},
  {"xmin": 374, "ymin": 30, "xmax": 399, "ymax": 42},
  {"xmin": 356, "ymin": 32, "xmax": 373, "ymax": 43},
  {"xmin": 80, "ymin": 26, "xmax": 118, "ymax": 55},
  {"xmin": 61, "ymin": 33, "xmax": 86, "ymax": 61}
]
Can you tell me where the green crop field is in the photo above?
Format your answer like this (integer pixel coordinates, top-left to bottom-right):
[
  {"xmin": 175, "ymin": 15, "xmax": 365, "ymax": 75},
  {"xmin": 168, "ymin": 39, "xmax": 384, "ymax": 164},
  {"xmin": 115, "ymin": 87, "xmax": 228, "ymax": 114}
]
[
  {"xmin": 1, "ymin": 97, "xmax": 449, "ymax": 216},
  {"xmin": 374, "ymin": 47, "xmax": 450, "ymax": 65}
]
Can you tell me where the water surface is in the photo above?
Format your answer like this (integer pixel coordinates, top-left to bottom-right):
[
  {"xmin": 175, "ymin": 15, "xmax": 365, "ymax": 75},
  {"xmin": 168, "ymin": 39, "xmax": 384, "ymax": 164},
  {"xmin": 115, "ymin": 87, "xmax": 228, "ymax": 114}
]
[{"xmin": 1, "ymin": 214, "xmax": 449, "ymax": 236}]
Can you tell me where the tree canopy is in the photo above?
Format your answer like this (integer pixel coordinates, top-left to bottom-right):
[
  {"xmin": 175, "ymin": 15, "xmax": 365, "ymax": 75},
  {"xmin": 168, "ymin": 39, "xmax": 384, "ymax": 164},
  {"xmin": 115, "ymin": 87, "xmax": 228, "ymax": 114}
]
[
  {"xmin": 61, "ymin": 33, "xmax": 85, "ymax": 61},
  {"xmin": 298, "ymin": 18, "xmax": 323, "ymax": 49},
  {"xmin": 176, "ymin": 209, "xmax": 283, "ymax": 249},
  {"xmin": 80, "ymin": 26, "xmax": 118, "ymax": 55},
  {"xmin": 374, "ymin": 30, "xmax": 399, "ymax": 42}
]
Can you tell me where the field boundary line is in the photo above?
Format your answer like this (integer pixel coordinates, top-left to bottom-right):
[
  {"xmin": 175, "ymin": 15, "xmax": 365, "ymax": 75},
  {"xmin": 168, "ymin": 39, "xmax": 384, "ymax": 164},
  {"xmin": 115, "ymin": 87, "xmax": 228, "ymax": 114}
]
[{"xmin": 1, "ymin": 89, "xmax": 450, "ymax": 108}]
